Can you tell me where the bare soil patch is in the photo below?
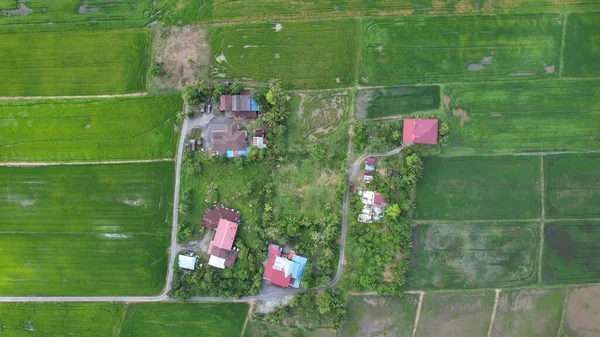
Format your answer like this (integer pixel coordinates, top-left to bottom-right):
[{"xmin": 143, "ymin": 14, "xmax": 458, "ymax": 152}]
[
  {"xmin": 565, "ymin": 285, "xmax": 600, "ymax": 337},
  {"xmin": 154, "ymin": 26, "xmax": 210, "ymax": 89},
  {"xmin": 452, "ymin": 108, "xmax": 470, "ymax": 127},
  {"xmin": 443, "ymin": 95, "xmax": 451, "ymax": 109}
]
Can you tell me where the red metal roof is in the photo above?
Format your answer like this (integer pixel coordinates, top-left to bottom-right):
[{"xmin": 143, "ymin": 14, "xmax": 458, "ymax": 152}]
[
  {"xmin": 220, "ymin": 95, "xmax": 232, "ymax": 111},
  {"xmin": 403, "ymin": 119, "xmax": 439, "ymax": 145},
  {"xmin": 374, "ymin": 192, "xmax": 388, "ymax": 207},
  {"xmin": 263, "ymin": 245, "xmax": 292, "ymax": 288},
  {"xmin": 365, "ymin": 157, "xmax": 376, "ymax": 165},
  {"xmin": 208, "ymin": 218, "xmax": 238, "ymax": 255}
]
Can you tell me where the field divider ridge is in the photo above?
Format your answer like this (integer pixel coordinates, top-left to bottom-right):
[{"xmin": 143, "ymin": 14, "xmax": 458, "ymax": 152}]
[
  {"xmin": 556, "ymin": 287, "xmax": 570, "ymax": 337},
  {"xmin": 486, "ymin": 289, "xmax": 501, "ymax": 337},
  {"xmin": 411, "ymin": 291, "xmax": 425, "ymax": 337},
  {"xmin": 0, "ymin": 92, "xmax": 147, "ymax": 101},
  {"xmin": 538, "ymin": 222, "xmax": 545, "ymax": 283},
  {"xmin": 0, "ymin": 158, "xmax": 173, "ymax": 167},
  {"xmin": 559, "ymin": 13, "xmax": 569, "ymax": 78},
  {"xmin": 541, "ymin": 155, "xmax": 546, "ymax": 220}
]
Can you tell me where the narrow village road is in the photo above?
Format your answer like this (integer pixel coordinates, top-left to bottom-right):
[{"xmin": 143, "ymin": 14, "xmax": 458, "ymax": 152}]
[{"xmin": 0, "ymin": 118, "xmax": 408, "ymax": 303}]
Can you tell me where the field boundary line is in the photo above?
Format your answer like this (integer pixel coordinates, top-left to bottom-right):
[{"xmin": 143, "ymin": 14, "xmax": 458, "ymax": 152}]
[
  {"xmin": 538, "ymin": 222, "xmax": 545, "ymax": 283},
  {"xmin": 411, "ymin": 291, "xmax": 425, "ymax": 337},
  {"xmin": 0, "ymin": 92, "xmax": 147, "ymax": 101},
  {"xmin": 486, "ymin": 289, "xmax": 501, "ymax": 337},
  {"xmin": 354, "ymin": 17, "xmax": 362, "ymax": 88},
  {"xmin": 0, "ymin": 158, "xmax": 173, "ymax": 167},
  {"xmin": 556, "ymin": 287, "xmax": 570, "ymax": 337},
  {"xmin": 414, "ymin": 219, "xmax": 540, "ymax": 224},
  {"xmin": 115, "ymin": 303, "xmax": 128, "ymax": 337},
  {"xmin": 240, "ymin": 300, "xmax": 255, "ymax": 337},
  {"xmin": 559, "ymin": 13, "xmax": 569, "ymax": 78},
  {"xmin": 541, "ymin": 156, "xmax": 546, "ymax": 220}
]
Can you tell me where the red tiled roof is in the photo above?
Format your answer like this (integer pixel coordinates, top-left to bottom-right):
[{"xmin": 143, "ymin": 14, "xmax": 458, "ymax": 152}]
[
  {"xmin": 210, "ymin": 124, "xmax": 247, "ymax": 153},
  {"xmin": 374, "ymin": 192, "xmax": 388, "ymax": 207},
  {"xmin": 220, "ymin": 95, "xmax": 232, "ymax": 111},
  {"xmin": 263, "ymin": 245, "xmax": 291, "ymax": 288},
  {"xmin": 365, "ymin": 157, "xmax": 376, "ymax": 165},
  {"xmin": 203, "ymin": 206, "xmax": 240, "ymax": 229},
  {"xmin": 403, "ymin": 119, "xmax": 439, "ymax": 145},
  {"xmin": 233, "ymin": 111, "xmax": 258, "ymax": 119}
]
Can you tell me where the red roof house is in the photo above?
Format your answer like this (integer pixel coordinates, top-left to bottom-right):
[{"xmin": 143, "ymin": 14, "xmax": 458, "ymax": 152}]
[
  {"xmin": 220, "ymin": 91, "xmax": 259, "ymax": 119},
  {"xmin": 263, "ymin": 244, "xmax": 308, "ymax": 288},
  {"xmin": 403, "ymin": 119, "xmax": 439, "ymax": 145},
  {"xmin": 203, "ymin": 206, "xmax": 240, "ymax": 269}
]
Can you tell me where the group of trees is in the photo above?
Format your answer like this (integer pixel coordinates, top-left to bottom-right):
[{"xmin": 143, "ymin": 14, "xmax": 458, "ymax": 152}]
[
  {"xmin": 346, "ymin": 150, "xmax": 428, "ymax": 295},
  {"xmin": 253, "ymin": 290, "xmax": 346, "ymax": 330}
]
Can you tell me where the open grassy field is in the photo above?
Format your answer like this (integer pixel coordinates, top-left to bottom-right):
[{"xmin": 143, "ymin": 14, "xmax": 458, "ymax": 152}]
[
  {"xmin": 0, "ymin": 1, "xmax": 177, "ymax": 33},
  {"xmin": 359, "ymin": 14, "xmax": 562, "ymax": 86},
  {"xmin": 341, "ymin": 294, "xmax": 419, "ymax": 337},
  {"xmin": 416, "ymin": 292, "xmax": 494, "ymax": 337},
  {"xmin": 491, "ymin": 289, "xmax": 564, "ymax": 337},
  {"xmin": 0, "ymin": 162, "xmax": 174, "ymax": 295},
  {"xmin": 443, "ymin": 80, "xmax": 600, "ymax": 154},
  {"xmin": 0, "ymin": 95, "xmax": 181, "ymax": 162},
  {"xmin": 563, "ymin": 13, "xmax": 600, "ymax": 78},
  {"xmin": 355, "ymin": 86, "xmax": 440, "ymax": 119},
  {"xmin": 0, "ymin": 30, "xmax": 151, "ymax": 96},
  {"xmin": 120, "ymin": 302, "xmax": 248, "ymax": 337},
  {"xmin": 545, "ymin": 154, "xmax": 600, "ymax": 219},
  {"xmin": 408, "ymin": 223, "xmax": 539, "ymax": 289},
  {"xmin": 543, "ymin": 220, "xmax": 600, "ymax": 285},
  {"xmin": 562, "ymin": 285, "xmax": 600, "ymax": 337},
  {"xmin": 208, "ymin": 19, "xmax": 358, "ymax": 89},
  {"xmin": 244, "ymin": 320, "xmax": 336, "ymax": 337},
  {"xmin": 415, "ymin": 156, "xmax": 542, "ymax": 220},
  {"xmin": 0, "ymin": 302, "xmax": 124, "ymax": 336}
]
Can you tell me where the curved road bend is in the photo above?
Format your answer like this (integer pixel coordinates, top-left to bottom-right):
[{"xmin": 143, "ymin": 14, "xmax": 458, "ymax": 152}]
[{"xmin": 0, "ymin": 117, "xmax": 408, "ymax": 303}]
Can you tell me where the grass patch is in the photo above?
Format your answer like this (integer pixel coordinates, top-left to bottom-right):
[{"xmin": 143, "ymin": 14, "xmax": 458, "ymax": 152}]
[
  {"xmin": 416, "ymin": 292, "xmax": 494, "ymax": 337},
  {"xmin": 243, "ymin": 320, "xmax": 336, "ymax": 337},
  {"xmin": 0, "ymin": 30, "xmax": 151, "ymax": 96},
  {"xmin": 208, "ymin": 19, "xmax": 358, "ymax": 89},
  {"xmin": 0, "ymin": 302, "xmax": 124, "ymax": 336},
  {"xmin": 415, "ymin": 156, "xmax": 542, "ymax": 220},
  {"xmin": 0, "ymin": 162, "xmax": 174, "ymax": 295},
  {"xmin": 545, "ymin": 154, "xmax": 600, "ymax": 219},
  {"xmin": 543, "ymin": 220, "xmax": 600, "ymax": 285},
  {"xmin": 0, "ymin": 95, "xmax": 181, "ymax": 162},
  {"xmin": 563, "ymin": 12, "xmax": 600, "ymax": 78},
  {"xmin": 0, "ymin": 1, "xmax": 176, "ymax": 33},
  {"xmin": 407, "ymin": 223, "xmax": 539, "ymax": 289},
  {"xmin": 120, "ymin": 302, "xmax": 248, "ymax": 337},
  {"xmin": 491, "ymin": 289, "xmax": 564, "ymax": 337},
  {"xmin": 341, "ymin": 294, "xmax": 419, "ymax": 337},
  {"xmin": 443, "ymin": 80, "xmax": 600, "ymax": 154},
  {"xmin": 359, "ymin": 14, "xmax": 562, "ymax": 86},
  {"xmin": 356, "ymin": 86, "xmax": 440, "ymax": 119}
]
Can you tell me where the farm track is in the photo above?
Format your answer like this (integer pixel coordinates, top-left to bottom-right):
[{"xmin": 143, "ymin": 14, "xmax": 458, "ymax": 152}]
[
  {"xmin": 0, "ymin": 92, "xmax": 147, "ymax": 100},
  {"xmin": 0, "ymin": 158, "xmax": 172, "ymax": 167}
]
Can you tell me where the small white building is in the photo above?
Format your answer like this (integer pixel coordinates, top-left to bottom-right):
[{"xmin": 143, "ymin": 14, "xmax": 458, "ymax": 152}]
[{"xmin": 178, "ymin": 254, "xmax": 198, "ymax": 270}]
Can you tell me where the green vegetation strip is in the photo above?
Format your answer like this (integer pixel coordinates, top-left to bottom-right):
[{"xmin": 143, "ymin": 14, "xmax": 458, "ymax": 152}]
[
  {"xmin": 408, "ymin": 223, "xmax": 539, "ymax": 290},
  {"xmin": 0, "ymin": 30, "xmax": 151, "ymax": 96},
  {"xmin": 416, "ymin": 292, "xmax": 494, "ymax": 337},
  {"xmin": 0, "ymin": 302, "xmax": 249, "ymax": 337},
  {"xmin": 543, "ymin": 220, "xmax": 600, "ymax": 285},
  {"xmin": 209, "ymin": 19, "xmax": 358, "ymax": 89},
  {"xmin": 563, "ymin": 12, "xmax": 600, "ymax": 78},
  {"xmin": 356, "ymin": 86, "xmax": 440, "ymax": 119},
  {"xmin": 545, "ymin": 153, "xmax": 600, "ymax": 219},
  {"xmin": 490, "ymin": 289, "xmax": 564, "ymax": 337},
  {"xmin": 120, "ymin": 302, "xmax": 248, "ymax": 337},
  {"xmin": 359, "ymin": 14, "xmax": 562, "ymax": 86},
  {"xmin": 415, "ymin": 156, "xmax": 542, "ymax": 220},
  {"xmin": 341, "ymin": 295, "xmax": 419, "ymax": 337},
  {"xmin": 443, "ymin": 80, "xmax": 600, "ymax": 154},
  {"xmin": 0, "ymin": 162, "xmax": 174, "ymax": 295},
  {"xmin": 0, "ymin": 95, "xmax": 181, "ymax": 162},
  {"xmin": 0, "ymin": 1, "xmax": 176, "ymax": 33},
  {"xmin": 0, "ymin": 303, "xmax": 124, "ymax": 337}
]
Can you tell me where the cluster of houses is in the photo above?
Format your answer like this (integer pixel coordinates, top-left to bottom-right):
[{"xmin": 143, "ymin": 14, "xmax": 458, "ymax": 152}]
[
  {"xmin": 178, "ymin": 205, "xmax": 308, "ymax": 289},
  {"xmin": 358, "ymin": 118, "xmax": 439, "ymax": 223}
]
